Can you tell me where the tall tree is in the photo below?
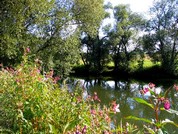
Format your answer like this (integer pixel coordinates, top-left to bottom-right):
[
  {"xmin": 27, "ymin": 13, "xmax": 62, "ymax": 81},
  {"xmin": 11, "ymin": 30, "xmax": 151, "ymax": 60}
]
[
  {"xmin": 0, "ymin": 0, "xmax": 105, "ymax": 76},
  {"xmin": 0, "ymin": 0, "xmax": 54, "ymax": 65},
  {"xmin": 80, "ymin": 33, "xmax": 111, "ymax": 74},
  {"xmin": 107, "ymin": 5, "xmax": 145, "ymax": 72},
  {"xmin": 142, "ymin": 0, "xmax": 178, "ymax": 75}
]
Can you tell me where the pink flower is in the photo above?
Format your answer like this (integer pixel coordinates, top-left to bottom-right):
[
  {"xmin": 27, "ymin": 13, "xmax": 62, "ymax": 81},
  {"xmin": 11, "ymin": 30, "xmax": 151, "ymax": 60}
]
[
  {"xmin": 114, "ymin": 104, "xmax": 120, "ymax": 113},
  {"xmin": 111, "ymin": 100, "xmax": 120, "ymax": 113},
  {"xmin": 105, "ymin": 114, "xmax": 110, "ymax": 122},
  {"xmin": 148, "ymin": 82, "xmax": 155, "ymax": 89},
  {"xmin": 93, "ymin": 92, "xmax": 101, "ymax": 102},
  {"xmin": 143, "ymin": 88, "xmax": 149, "ymax": 93},
  {"xmin": 26, "ymin": 47, "xmax": 30, "ymax": 53},
  {"xmin": 99, "ymin": 110, "xmax": 103, "ymax": 116},
  {"xmin": 81, "ymin": 125, "xmax": 87, "ymax": 134},
  {"xmin": 53, "ymin": 76, "xmax": 60, "ymax": 84},
  {"xmin": 158, "ymin": 97, "xmax": 165, "ymax": 102},
  {"xmin": 46, "ymin": 69, "xmax": 54, "ymax": 78},
  {"xmin": 164, "ymin": 100, "xmax": 170, "ymax": 110},
  {"xmin": 90, "ymin": 109, "xmax": 96, "ymax": 115},
  {"xmin": 140, "ymin": 88, "xmax": 149, "ymax": 94}
]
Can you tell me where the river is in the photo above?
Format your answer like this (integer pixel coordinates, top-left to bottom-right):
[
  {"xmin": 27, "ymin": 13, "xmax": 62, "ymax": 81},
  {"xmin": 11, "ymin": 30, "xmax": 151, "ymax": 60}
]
[{"xmin": 67, "ymin": 77, "xmax": 178, "ymax": 133}]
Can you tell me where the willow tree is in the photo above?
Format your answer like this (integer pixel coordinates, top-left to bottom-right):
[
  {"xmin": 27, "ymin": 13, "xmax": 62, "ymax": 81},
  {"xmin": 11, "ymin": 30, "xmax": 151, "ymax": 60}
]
[
  {"xmin": 0, "ymin": 0, "xmax": 54, "ymax": 65},
  {"xmin": 107, "ymin": 5, "xmax": 145, "ymax": 72},
  {"xmin": 142, "ymin": 0, "xmax": 178, "ymax": 75},
  {"xmin": 80, "ymin": 34, "xmax": 111, "ymax": 74},
  {"xmin": 0, "ymin": 0, "xmax": 105, "ymax": 76}
]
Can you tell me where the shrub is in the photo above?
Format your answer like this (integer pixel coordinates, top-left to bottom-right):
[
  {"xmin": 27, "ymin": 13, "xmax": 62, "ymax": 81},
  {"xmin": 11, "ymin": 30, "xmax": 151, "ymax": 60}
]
[{"xmin": 0, "ymin": 54, "xmax": 112, "ymax": 133}]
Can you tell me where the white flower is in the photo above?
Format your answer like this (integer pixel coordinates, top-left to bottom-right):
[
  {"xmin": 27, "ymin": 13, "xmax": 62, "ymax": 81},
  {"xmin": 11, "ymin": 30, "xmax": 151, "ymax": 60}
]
[{"xmin": 115, "ymin": 104, "xmax": 120, "ymax": 113}]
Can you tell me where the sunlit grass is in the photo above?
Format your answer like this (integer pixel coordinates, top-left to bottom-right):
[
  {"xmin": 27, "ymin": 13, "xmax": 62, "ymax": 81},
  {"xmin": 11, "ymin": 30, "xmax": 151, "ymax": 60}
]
[
  {"xmin": 74, "ymin": 58, "xmax": 161, "ymax": 73},
  {"xmin": 129, "ymin": 59, "xmax": 161, "ymax": 72},
  {"xmin": 107, "ymin": 62, "xmax": 114, "ymax": 67},
  {"xmin": 143, "ymin": 59, "xmax": 160, "ymax": 68}
]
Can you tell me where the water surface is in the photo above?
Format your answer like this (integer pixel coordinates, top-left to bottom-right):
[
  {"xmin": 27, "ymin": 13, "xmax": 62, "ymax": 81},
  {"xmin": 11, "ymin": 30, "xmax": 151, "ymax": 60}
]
[{"xmin": 68, "ymin": 77, "xmax": 178, "ymax": 132}]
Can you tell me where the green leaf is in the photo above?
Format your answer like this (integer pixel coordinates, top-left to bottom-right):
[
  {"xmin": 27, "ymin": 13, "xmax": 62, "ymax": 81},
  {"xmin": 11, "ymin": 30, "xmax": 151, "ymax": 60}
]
[
  {"xmin": 157, "ymin": 128, "xmax": 164, "ymax": 134},
  {"xmin": 49, "ymin": 124, "xmax": 57, "ymax": 134},
  {"xmin": 126, "ymin": 116, "xmax": 154, "ymax": 124},
  {"xmin": 63, "ymin": 122, "xmax": 69, "ymax": 133},
  {"xmin": 143, "ymin": 125, "xmax": 155, "ymax": 134},
  {"xmin": 134, "ymin": 97, "xmax": 154, "ymax": 109},
  {"xmin": 165, "ymin": 109, "xmax": 178, "ymax": 116},
  {"xmin": 161, "ymin": 119, "xmax": 178, "ymax": 128}
]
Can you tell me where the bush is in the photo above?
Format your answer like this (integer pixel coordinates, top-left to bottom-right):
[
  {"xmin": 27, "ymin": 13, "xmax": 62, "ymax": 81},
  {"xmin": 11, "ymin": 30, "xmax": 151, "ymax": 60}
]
[{"xmin": 0, "ymin": 55, "xmax": 112, "ymax": 133}]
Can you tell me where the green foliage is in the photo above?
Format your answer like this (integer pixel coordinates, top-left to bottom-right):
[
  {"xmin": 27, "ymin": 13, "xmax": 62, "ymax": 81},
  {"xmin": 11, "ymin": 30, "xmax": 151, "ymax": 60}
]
[
  {"xmin": 0, "ymin": 54, "xmax": 112, "ymax": 133},
  {"xmin": 142, "ymin": 0, "xmax": 178, "ymax": 75},
  {"xmin": 134, "ymin": 97, "xmax": 154, "ymax": 109},
  {"xmin": 80, "ymin": 34, "xmax": 111, "ymax": 74},
  {"xmin": 0, "ymin": 53, "xmax": 144, "ymax": 133},
  {"xmin": 106, "ymin": 4, "xmax": 145, "ymax": 72},
  {"xmin": 73, "ymin": 0, "xmax": 105, "ymax": 36},
  {"xmin": 0, "ymin": 0, "xmax": 105, "ymax": 76},
  {"xmin": 126, "ymin": 83, "xmax": 178, "ymax": 133},
  {"xmin": 0, "ymin": 0, "xmax": 54, "ymax": 65}
]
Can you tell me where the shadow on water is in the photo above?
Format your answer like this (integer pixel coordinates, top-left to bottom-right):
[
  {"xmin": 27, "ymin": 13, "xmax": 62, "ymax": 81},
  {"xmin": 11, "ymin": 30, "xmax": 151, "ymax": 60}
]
[{"xmin": 67, "ymin": 77, "xmax": 178, "ymax": 132}]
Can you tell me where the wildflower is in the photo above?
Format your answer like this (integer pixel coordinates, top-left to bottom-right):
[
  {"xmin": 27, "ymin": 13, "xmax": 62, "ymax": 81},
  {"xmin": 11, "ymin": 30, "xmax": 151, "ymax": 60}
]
[
  {"xmin": 86, "ymin": 95, "xmax": 92, "ymax": 101},
  {"xmin": 105, "ymin": 114, "xmax": 110, "ymax": 123},
  {"xmin": 154, "ymin": 87, "xmax": 162, "ymax": 95},
  {"xmin": 164, "ymin": 99, "xmax": 170, "ymax": 110},
  {"xmin": 26, "ymin": 47, "xmax": 30, "ymax": 53},
  {"xmin": 158, "ymin": 97, "xmax": 165, "ymax": 102},
  {"xmin": 99, "ymin": 110, "xmax": 103, "ymax": 116},
  {"xmin": 81, "ymin": 125, "xmax": 87, "ymax": 134},
  {"xmin": 93, "ymin": 92, "xmax": 101, "ymax": 102},
  {"xmin": 103, "ymin": 130, "xmax": 110, "ymax": 134},
  {"xmin": 90, "ymin": 109, "xmax": 96, "ymax": 115},
  {"xmin": 77, "ymin": 96, "xmax": 82, "ymax": 103},
  {"xmin": 75, "ymin": 125, "xmax": 81, "ymax": 134},
  {"xmin": 149, "ymin": 82, "xmax": 155, "ymax": 89},
  {"xmin": 111, "ymin": 100, "xmax": 120, "ymax": 113},
  {"xmin": 53, "ymin": 76, "xmax": 60, "ymax": 84},
  {"xmin": 143, "ymin": 88, "xmax": 149, "ymax": 93},
  {"xmin": 46, "ymin": 69, "xmax": 54, "ymax": 78},
  {"xmin": 140, "ymin": 87, "xmax": 149, "ymax": 95}
]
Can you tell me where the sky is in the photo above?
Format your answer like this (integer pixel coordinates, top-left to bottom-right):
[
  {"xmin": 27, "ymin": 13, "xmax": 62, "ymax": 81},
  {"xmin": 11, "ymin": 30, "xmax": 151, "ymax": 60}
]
[
  {"xmin": 104, "ymin": 0, "xmax": 154, "ymax": 13},
  {"xmin": 100, "ymin": 0, "xmax": 155, "ymax": 36}
]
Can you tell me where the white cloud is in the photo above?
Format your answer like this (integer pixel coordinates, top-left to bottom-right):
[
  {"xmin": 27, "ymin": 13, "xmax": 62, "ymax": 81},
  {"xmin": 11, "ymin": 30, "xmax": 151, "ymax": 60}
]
[
  {"xmin": 104, "ymin": 0, "xmax": 154, "ymax": 13},
  {"xmin": 100, "ymin": 0, "xmax": 154, "ymax": 37}
]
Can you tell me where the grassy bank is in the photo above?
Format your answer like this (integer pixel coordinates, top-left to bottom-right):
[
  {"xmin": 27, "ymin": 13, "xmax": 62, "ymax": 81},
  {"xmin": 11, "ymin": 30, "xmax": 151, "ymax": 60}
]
[{"xmin": 71, "ymin": 59, "xmax": 177, "ymax": 79}]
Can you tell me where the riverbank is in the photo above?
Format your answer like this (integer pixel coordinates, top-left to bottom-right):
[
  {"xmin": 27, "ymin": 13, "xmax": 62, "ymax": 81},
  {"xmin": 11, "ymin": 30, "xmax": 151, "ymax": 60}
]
[{"xmin": 71, "ymin": 65, "xmax": 178, "ymax": 80}]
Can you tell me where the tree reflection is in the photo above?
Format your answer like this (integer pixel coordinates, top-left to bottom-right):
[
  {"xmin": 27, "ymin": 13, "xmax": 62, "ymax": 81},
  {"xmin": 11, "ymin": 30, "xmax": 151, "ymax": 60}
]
[{"xmin": 67, "ymin": 78, "xmax": 178, "ymax": 131}]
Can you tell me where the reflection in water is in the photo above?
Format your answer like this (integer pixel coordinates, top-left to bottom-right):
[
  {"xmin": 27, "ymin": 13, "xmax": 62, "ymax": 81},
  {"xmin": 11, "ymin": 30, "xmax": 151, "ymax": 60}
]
[{"xmin": 67, "ymin": 78, "xmax": 178, "ymax": 132}]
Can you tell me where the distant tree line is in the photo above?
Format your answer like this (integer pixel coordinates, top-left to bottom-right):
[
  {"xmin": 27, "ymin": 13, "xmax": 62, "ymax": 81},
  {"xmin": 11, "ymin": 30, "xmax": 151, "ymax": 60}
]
[
  {"xmin": 80, "ymin": 0, "xmax": 178, "ymax": 76},
  {"xmin": 0, "ymin": 0, "xmax": 177, "ymax": 77}
]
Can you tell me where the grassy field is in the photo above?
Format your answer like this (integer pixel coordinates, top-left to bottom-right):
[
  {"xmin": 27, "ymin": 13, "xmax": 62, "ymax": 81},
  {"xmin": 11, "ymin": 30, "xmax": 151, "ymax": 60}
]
[
  {"xmin": 129, "ymin": 59, "xmax": 161, "ymax": 72},
  {"xmin": 107, "ymin": 58, "xmax": 160, "ymax": 72}
]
